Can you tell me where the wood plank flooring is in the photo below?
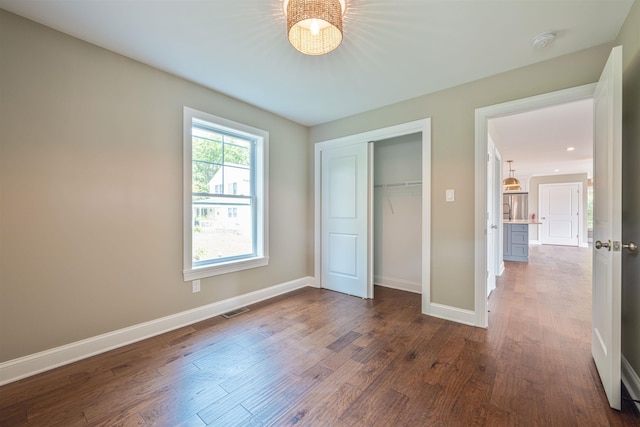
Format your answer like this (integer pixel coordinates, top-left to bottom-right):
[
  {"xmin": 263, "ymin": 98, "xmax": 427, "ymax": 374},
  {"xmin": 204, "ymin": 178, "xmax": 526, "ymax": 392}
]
[{"xmin": 1, "ymin": 244, "xmax": 639, "ymax": 426}]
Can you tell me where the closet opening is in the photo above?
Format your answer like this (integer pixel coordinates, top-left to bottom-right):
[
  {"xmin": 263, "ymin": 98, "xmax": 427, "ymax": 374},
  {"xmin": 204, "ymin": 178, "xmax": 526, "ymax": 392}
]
[{"xmin": 373, "ymin": 133, "xmax": 423, "ymax": 294}]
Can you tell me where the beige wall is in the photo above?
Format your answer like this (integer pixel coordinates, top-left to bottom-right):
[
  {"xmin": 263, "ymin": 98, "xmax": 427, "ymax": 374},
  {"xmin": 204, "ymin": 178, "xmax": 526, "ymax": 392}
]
[
  {"xmin": 311, "ymin": 45, "xmax": 613, "ymax": 310},
  {"xmin": 0, "ymin": 11, "xmax": 309, "ymax": 362},
  {"xmin": 617, "ymin": 0, "xmax": 640, "ymax": 381},
  {"xmin": 528, "ymin": 173, "xmax": 589, "ymax": 245}
]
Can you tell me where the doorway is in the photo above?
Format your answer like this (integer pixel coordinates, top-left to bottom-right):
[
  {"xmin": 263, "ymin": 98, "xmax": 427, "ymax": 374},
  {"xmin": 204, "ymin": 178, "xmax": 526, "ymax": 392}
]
[
  {"xmin": 474, "ymin": 83, "xmax": 597, "ymax": 327},
  {"xmin": 314, "ymin": 119, "xmax": 431, "ymax": 312},
  {"xmin": 478, "ymin": 47, "xmax": 624, "ymax": 411}
]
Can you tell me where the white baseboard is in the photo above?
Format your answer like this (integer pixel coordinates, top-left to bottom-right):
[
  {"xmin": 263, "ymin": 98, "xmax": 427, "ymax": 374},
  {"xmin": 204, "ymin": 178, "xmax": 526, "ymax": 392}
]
[
  {"xmin": 374, "ymin": 275, "xmax": 421, "ymax": 294},
  {"xmin": 529, "ymin": 240, "xmax": 541, "ymax": 245},
  {"xmin": 498, "ymin": 262, "xmax": 505, "ymax": 276},
  {"xmin": 307, "ymin": 276, "xmax": 319, "ymax": 288},
  {"xmin": 0, "ymin": 276, "xmax": 314, "ymax": 386},
  {"xmin": 622, "ymin": 354, "xmax": 640, "ymax": 413},
  {"xmin": 425, "ymin": 302, "xmax": 476, "ymax": 327}
]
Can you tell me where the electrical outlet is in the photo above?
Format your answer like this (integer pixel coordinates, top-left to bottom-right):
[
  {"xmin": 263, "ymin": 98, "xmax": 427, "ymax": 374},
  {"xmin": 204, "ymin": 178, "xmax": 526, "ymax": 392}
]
[{"xmin": 192, "ymin": 280, "xmax": 201, "ymax": 293}]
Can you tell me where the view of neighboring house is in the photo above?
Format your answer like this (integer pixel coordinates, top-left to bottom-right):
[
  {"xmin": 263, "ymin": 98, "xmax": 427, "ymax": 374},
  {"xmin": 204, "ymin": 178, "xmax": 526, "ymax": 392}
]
[{"xmin": 192, "ymin": 164, "xmax": 253, "ymax": 263}]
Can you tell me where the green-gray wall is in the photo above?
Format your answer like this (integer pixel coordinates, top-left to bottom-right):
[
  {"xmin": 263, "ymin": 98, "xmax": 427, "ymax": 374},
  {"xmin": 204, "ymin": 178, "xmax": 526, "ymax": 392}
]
[
  {"xmin": 310, "ymin": 45, "xmax": 613, "ymax": 310},
  {"xmin": 617, "ymin": 0, "xmax": 640, "ymax": 382},
  {"xmin": 0, "ymin": 11, "xmax": 309, "ymax": 362}
]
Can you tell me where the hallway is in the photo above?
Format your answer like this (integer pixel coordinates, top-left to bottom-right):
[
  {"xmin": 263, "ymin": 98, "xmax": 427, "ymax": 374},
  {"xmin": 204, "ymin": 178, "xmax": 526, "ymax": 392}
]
[{"xmin": 490, "ymin": 244, "xmax": 638, "ymax": 425}]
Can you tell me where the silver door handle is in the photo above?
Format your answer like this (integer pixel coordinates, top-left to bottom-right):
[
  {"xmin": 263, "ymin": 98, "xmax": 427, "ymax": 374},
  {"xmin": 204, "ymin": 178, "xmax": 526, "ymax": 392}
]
[
  {"xmin": 595, "ymin": 240, "xmax": 611, "ymax": 251},
  {"xmin": 623, "ymin": 242, "xmax": 638, "ymax": 252},
  {"xmin": 491, "ymin": 225, "xmax": 498, "ymax": 229}
]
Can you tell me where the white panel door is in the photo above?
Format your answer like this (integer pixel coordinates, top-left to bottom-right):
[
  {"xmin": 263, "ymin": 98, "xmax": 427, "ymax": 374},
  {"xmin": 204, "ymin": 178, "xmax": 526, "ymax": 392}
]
[
  {"xmin": 321, "ymin": 142, "xmax": 372, "ymax": 298},
  {"xmin": 540, "ymin": 183, "xmax": 580, "ymax": 246},
  {"xmin": 486, "ymin": 139, "xmax": 498, "ymax": 296},
  {"xmin": 592, "ymin": 46, "xmax": 622, "ymax": 410}
]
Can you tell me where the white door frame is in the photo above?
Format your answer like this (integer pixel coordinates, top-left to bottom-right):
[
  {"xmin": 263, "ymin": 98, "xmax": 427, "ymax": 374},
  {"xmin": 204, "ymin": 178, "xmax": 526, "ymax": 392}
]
[
  {"xmin": 315, "ymin": 119, "xmax": 431, "ymax": 311},
  {"xmin": 474, "ymin": 83, "xmax": 596, "ymax": 327},
  {"xmin": 538, "ymin": 182, "xmax": 583, "ymax": 247}
]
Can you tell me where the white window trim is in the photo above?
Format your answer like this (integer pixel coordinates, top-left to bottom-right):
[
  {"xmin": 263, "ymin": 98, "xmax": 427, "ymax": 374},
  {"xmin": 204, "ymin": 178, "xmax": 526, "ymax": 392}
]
[{"xmin": 183, "ymin": 107, "xmax": 269, "ymax": 281}]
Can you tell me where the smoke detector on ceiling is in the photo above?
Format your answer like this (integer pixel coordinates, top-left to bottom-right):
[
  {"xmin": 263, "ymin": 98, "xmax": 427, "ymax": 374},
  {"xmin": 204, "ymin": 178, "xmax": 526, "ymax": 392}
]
[{"xmin": 531, "ymin": 32, "xmax": 556, "ymax": 49}]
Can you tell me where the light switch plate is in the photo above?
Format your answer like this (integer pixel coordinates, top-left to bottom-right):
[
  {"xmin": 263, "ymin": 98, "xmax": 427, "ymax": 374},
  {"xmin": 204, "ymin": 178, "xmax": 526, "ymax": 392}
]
[
  {"xmin": 446, "ymin": 189, "xmax": 455, "ymax": 202},
  {"xmin": 192, "ymin": 280, "xmax": 201, "ymax": 293}
]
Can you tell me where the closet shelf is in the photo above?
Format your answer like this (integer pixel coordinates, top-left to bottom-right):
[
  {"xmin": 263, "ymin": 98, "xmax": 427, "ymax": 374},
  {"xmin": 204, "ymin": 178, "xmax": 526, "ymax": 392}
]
[{"xmin": 374, "ymin": 181, "xmax": 422, "ymax": 188}]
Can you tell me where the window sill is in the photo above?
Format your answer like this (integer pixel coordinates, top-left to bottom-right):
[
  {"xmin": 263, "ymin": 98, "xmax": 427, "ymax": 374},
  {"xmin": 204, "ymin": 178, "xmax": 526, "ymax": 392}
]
[{"xmin": 183, "ymin": 256, "xmax": 269, "ymax": 281}]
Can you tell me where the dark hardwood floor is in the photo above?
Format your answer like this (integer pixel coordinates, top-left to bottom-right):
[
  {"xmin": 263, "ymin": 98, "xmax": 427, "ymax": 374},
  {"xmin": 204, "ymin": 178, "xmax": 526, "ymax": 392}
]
[{"xmin": 1, "ymin": 245, "xmax": 639, "ymax": 426}]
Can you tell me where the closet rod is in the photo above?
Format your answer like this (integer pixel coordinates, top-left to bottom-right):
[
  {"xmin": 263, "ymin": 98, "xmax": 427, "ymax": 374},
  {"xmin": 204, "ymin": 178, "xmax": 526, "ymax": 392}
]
[{"xmin": 374, "ymin": 180, "xmax": 422, "ymax": 188}]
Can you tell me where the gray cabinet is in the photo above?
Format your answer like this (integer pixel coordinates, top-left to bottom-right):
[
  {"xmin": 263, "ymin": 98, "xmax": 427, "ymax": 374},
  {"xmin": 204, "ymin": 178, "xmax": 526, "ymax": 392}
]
[{"xmin": 504, "ymin": 223, "xmax": 529, "ymax": 262}]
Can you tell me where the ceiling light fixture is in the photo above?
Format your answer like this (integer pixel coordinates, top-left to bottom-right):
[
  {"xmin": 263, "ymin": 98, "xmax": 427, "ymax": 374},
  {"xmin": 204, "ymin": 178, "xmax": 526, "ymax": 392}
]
[
  {"xmin": 284, "ymin": 0, "xmax": 345, "ymax": 55},
  {"xmin": 503, "ymin": 160, "xmax": 521, "ymax": 191},
  {"xmin": 566, "ymin": 147, "xmax": 575, "ymax": 151}
]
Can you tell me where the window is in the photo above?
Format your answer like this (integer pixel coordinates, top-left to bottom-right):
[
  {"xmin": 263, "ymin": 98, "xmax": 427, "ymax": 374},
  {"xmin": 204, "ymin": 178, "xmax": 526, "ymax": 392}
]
[
  {"xmin": 183, "ymin": 107, "xmax": 269, "ymax": 280},
  {"xmin": 228, "ymin": 182, "xmax": 238, "ymax": 195}
]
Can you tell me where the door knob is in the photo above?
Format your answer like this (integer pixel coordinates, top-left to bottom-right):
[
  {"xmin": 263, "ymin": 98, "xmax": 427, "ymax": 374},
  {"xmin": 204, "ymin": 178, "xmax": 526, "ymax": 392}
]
[
  {"xmin": 595, "ymin": 240, "xmax": 611, "ymax": 251},
  {"xmin": 491, "ymin": 224, "xmax": 498, "ymax": 229},
  {"xmin": 623, "ymin": 242, "xmax": 638, "ymax": 252}
]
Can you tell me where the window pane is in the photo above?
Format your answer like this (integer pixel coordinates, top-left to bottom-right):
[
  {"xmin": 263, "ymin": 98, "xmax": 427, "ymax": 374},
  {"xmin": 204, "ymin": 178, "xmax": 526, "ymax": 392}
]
[
  {"xmin": 221, "ymin": 165, "xmax": 251, "ymax": 196},
  {"xmin": 192, "ymin": 161, "xmax": 219, "ymax": 194},
  {"xmin": 192, "ymin": 135, "xmax": 223, "ymax": 163},
  {"xmin": 205, "ymin": 164, "xmax": 224, "ymax": 195},
  {"xmin": 224, "ymin": 138, "xmax": 251, "ymax": 167},
  {"xmin": 192, "ymin": 199, "xmax": 254, "ymax": 264}
]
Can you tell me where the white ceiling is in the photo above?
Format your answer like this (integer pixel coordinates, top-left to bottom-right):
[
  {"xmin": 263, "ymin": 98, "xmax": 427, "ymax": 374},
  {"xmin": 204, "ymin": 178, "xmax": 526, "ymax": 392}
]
[
  {"xmin": 490, "ymin": 98, "xmax": 594, "ymax": 182},
  {"xmin": 0, "ymin": 0, "xmax": 633, "ymax": 128}
]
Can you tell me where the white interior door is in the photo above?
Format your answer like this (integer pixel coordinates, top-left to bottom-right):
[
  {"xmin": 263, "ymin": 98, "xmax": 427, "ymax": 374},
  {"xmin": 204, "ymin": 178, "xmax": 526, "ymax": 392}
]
[
  {"xmin": 486, "ymin": 139, "xmax": 498, "ymax": 296},
  {"xmin": 539, "ymin": 183, "xmax": 580, "ymax": 246},
  {"xmin": 321, "ymin": 142, "xmax": 372, "ymax": 298},
  {"xmin": 592, "ymin": 45, "xmax": 622, "ymax": 410}
]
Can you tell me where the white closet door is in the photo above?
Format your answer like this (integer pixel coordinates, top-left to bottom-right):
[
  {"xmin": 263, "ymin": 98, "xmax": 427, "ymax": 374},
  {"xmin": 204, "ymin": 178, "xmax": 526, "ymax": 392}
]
[{"xmin": 321, "ymin": 142, "xmax": 372, "ymax": 298}]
